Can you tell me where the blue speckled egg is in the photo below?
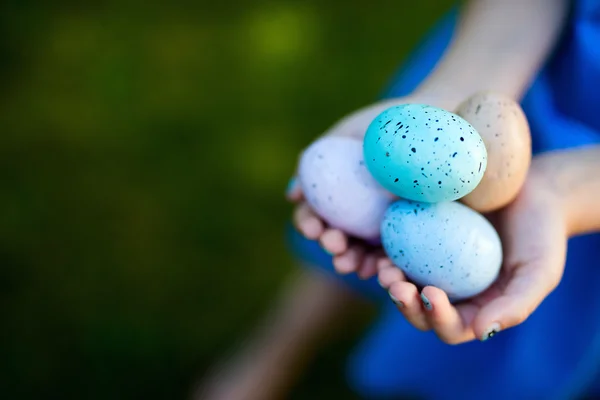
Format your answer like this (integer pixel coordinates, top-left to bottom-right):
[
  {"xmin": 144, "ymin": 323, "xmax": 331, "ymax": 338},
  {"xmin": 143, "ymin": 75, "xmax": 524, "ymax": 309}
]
[
  {"xmin": 381, "ymin": 199, "xmax": 502, "ymax": 301},
  {"xmin": 364, "ymin": 104, "xmax": 488, "ymax": 203}
]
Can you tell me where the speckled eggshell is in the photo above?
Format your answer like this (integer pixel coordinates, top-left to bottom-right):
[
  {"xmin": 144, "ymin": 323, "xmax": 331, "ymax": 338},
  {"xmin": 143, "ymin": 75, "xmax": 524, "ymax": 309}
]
[
  {"xmin": 458, "ymin": 92, "xmax": 532, "ymax": 212},
  {"xmin": 364, "ymin": 104, "xmax": 487, "ymax": 203},
  {"xmin": 298, "ymin": 136, "xmax": 395, "ymax": 240},
  {"xmin": 381, "ymin": 199, "xmax": 502, "ymax": 301}
]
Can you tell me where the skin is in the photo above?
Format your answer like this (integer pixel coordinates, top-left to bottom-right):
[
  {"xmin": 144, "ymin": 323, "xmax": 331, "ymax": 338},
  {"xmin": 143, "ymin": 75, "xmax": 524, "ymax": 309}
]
[
  {"xmin": 380, "ymin": 149, "xmax": 600, "ymax": 343},
  {"xmin": 200, "ymin": 1, "xmax": 583, "ymax": 399},
  {"xmin": 289, "ymin": 0, "xmax": 573, "ymax": 343},
  {"xmin": 290, "ymin": 0, "xmax": 569, "ymax": 264}
]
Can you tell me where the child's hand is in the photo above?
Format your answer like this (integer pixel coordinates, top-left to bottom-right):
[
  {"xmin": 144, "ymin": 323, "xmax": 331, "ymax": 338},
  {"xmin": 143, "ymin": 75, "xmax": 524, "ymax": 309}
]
[
  {"xmin": 378, "ymin": 158, "xmax": 568, "ymax": 343},
  {"xmin": 287, "ymin": 95, "xmax": 445, "ymax": 279}
]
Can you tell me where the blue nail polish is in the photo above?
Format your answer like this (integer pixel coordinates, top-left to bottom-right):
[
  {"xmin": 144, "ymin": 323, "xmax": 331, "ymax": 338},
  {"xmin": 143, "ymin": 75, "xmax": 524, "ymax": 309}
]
[
  {"xmin": 286, "ymin": 178, "xmax": 297, "ymax": 196},
  {"xmin": 481, "ymin": 322, "xmax": 501, "ymax": 342},
  {"xmin": 420, "ymin": 292, "xmax": 432, "ymax": 310},
  {"xmin": 389, "ymin": 292, "xmax": 404, "ymax": 308}
]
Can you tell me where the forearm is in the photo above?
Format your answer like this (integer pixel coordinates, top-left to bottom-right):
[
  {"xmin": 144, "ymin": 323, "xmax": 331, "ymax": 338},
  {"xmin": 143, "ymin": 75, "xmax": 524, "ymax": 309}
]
[
  {"xmin": 329, "ymin": 0, "xmax": 569, "ymax": 140},
  {"xmin": 534, "ymin": 146, "xmax": 600, "ymax": 237},
  {"xmin": 413, "ymin": 0, "xmax": 570, "ymax": 110}
]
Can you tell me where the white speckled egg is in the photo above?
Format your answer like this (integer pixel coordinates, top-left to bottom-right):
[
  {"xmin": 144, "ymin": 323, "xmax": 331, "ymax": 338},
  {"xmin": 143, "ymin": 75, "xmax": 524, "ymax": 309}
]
[
  {"xmin": 381, "ymin": 199, "xmax": 502, "ymax": 301},
  {"xmin": 298, "ymin": 136, "xmax": 395, "ymax": 240},
  {"xmin": 364, "ymin": 104, "xmax": 487, "ymax": 203},
  {"xmin": 457, "ymin": 92, "xmax": 532, "ymax": 212}
]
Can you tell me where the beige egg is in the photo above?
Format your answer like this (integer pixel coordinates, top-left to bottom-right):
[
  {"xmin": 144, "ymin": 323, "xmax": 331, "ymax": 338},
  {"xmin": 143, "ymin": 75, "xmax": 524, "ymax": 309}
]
[{"xmin": 457, "ymin": 92, "xmax": 532, "ymax": 212}]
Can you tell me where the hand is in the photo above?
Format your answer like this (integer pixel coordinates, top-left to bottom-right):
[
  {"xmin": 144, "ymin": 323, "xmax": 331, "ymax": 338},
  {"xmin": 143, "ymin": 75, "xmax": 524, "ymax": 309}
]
[
  {"xmin": 287, "ymin": 94, "xmax": 449, "ymax": 279},
  {"xmin": 378, "ymin": 157, "xmax": 568, "ymax": 344}
]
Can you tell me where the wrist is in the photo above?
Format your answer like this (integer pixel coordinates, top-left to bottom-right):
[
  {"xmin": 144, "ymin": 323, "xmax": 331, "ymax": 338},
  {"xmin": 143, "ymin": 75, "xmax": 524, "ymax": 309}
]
[
  {"xmin": 530, "ymin": 146, "xmax": 600, "ymax": 237},
  {"xmin": 528, "ymin": 153, "xmax": 571, "ymax": 236}
]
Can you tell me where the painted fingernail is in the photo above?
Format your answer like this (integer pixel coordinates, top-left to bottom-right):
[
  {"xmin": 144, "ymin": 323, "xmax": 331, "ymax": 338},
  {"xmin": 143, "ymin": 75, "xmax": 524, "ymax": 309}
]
[
  {"xmin": 389, "ymin": 292, "xmax": 404, "ymax": 308},
  {"xmin": 481, "ymin": 322, "xmax": 501, "ymax": 342},
  {"xmin": 420, "ymin": 292, "xmax": 432, "ymax": 310},
  {"xmin": 286, "ymin": 178, "xmax": 298, "ymax": 197}
]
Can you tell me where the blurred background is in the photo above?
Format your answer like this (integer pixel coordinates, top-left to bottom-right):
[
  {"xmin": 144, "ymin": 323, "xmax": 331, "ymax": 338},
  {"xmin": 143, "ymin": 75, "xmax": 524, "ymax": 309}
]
[{"xmin": 0, "ymin": 1, "xmax": 453, "ymax": 398}]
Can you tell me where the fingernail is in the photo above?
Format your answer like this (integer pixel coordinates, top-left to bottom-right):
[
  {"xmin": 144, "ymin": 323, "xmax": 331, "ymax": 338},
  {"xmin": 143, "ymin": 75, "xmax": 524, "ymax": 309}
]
[
  {"xmin": 389, "ymin": 292, "xmax": 404, "ymax": 308},
  {"xmin": 377, "ymin": 278, "xmax": 384, "ymax": 288},
  {"xmin": 286, "ymin": 178, "xmax": 298, "ymax": 196},
  {"xmin": 481, "ymin": 322, "xmax": 501, "ymax": 342},
  {"xmin": 420, "ymin": 292, "xmax": 432, "ymax": 310}
]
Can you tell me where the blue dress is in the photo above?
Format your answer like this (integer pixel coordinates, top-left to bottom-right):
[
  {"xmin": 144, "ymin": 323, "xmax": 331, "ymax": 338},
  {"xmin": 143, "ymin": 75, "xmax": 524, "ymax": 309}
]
[{"xmin": 287, "ymin": 1, "xmax": 600, "ymax": 398}]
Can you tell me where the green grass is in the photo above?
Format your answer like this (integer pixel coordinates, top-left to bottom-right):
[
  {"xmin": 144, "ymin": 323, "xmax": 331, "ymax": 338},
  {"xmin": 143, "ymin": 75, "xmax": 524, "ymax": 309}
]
[{"xmin": 0, "ymin": 1, "xmax": 453, "ymax": 398}]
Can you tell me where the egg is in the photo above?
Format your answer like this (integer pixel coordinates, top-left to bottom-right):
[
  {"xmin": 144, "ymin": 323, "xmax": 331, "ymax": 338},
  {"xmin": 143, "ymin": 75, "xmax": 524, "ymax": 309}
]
[
  {"xmin": 381, "ymin": 199, "xmax": 502, "ymax": 301},
  {"xmin": 457, "ymin": 92, "xmax": 532, "ymax": 212},
  {"xmin": 298, "ymin": 136, "xmax": 394, "ymax": 240},
  {"xmin": 363, "ymin": 104, "xmax": 487, "ymax": 203}
]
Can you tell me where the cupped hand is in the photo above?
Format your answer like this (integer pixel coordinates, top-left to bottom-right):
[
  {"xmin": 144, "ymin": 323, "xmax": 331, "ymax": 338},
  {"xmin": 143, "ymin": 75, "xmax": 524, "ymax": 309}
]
[
  {"xmin": 378, "ymin": 158, "xmax": 568, "ymax": 343},
  {"xmin": 287, "ymin": 94, "xmax": 446, "ymax": 278}
]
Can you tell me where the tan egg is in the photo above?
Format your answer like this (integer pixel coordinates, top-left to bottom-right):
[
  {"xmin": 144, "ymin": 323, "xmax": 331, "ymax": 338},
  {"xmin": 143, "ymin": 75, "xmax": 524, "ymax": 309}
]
[{"xmin": 457, "ymin": 92, "xmax": 532, "ymax": 212}]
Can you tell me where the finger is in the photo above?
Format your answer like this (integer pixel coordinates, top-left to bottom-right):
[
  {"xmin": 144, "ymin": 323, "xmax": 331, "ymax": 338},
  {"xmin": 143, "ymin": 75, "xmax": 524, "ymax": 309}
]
[
  {"xmin": 421, "ymin": 286, "xmax": 478, "ymax": 344},
  {"xmin": 377, "ymin": 265, "xmax": 406, "ymax": 289},
  {"xmin": 357, "ymin": 253, "xmax": 378, "ymax": 280},
  {"xmin": 376, "ymin": 257, "xmax": 394, "ymax": 272},
  {"xmin": 358, "ymin": 248, "xmax": 386, "ymax": 279},
  {"xmin": 319, "ymin": 229, "xmax": 348, "ymax": 255},
  {"xmin": 285, "ymin": 177, "xmax": 303, "ymax": 202},
  {"xmin": 388, "ymin": 281, "xmax": 431, "ymax": 331},
  {"xmin": 293, "ymin": 203, "xmax": 324, "ymax": 240},
  {"xmin": 333, "ymin": 245, "xmax": 365, "ymax": 275}
]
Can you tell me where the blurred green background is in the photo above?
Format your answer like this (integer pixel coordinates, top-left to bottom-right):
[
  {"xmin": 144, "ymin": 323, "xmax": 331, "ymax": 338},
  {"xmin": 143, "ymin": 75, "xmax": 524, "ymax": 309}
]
[{"xmin": 0, "ymin": 1, "xmax": 453, "ymax": 398}]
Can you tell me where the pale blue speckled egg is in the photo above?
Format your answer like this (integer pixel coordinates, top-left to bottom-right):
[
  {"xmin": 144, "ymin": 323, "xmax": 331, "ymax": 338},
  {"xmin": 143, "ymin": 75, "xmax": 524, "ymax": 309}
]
[
  {"xmin": 364, "ymin": 104, "xmax": 487, "ymax": 203},
  {"xmin": 381, "ymin": 199, "xmax": 502, "ymax": 301}
]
